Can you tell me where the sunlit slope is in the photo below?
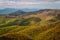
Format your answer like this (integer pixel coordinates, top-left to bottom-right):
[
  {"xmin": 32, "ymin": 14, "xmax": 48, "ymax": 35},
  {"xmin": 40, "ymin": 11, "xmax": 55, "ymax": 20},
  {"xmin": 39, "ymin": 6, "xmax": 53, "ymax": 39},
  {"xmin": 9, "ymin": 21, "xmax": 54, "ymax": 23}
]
[
  {"xmin": 0, "ymin": 21, "xmax": 60, "ymax": 40},
  {"xmin": 0, "ymin": 9, "xmax": 60, "ymax": 40},
  {"xmin": 34, "ymin": 21, "xmax": 60, "ymax": 40}
]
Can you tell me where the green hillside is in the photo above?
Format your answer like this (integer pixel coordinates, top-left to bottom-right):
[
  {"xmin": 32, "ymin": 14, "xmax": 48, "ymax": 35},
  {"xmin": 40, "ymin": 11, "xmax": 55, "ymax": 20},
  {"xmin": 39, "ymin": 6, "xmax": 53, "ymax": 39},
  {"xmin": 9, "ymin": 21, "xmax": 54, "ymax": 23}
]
[{"xmin": 0, "ymin": 9, "xmax": 60, "ymax": 40}]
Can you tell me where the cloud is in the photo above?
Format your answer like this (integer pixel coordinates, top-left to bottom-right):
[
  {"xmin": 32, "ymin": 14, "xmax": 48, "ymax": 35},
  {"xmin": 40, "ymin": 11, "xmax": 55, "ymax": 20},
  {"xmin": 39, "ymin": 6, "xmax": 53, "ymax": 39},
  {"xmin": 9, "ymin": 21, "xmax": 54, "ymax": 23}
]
[{"xmin": 0, "ymin": 0, "xmax": 60, "ymax": 9}]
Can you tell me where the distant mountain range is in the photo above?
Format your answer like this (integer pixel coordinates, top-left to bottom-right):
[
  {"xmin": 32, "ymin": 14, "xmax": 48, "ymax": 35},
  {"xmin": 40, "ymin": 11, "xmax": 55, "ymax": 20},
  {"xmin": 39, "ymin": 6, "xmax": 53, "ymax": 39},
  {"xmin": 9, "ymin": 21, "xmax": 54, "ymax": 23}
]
[
  {"xmin": 0, "ymin": 8, "xmax": 40, "ymax": 16},
  {"xmin": 5, "ymin": 9, "xmax": 51, "ymax": 16},
  {"xmin": 0, "ymin": 8, "xmax": 18, "ymax": 14},
  {"xmin": 0, "ymin": 8, "xmax": 60, "ymax": 18},
  {"xmin": 8, "ymin": 9, "xmax": 60, "ymax": 16},
  {"xmin": 0, "ymin": 8, "xmax": 40, "ymax": 14},
  {"xmin": 21, "ymin": 8, "xmax": 40, "ymax": 12},
  {"xmin": 9, "ymin": 10, "xmax": 26, "ymax": 16}
]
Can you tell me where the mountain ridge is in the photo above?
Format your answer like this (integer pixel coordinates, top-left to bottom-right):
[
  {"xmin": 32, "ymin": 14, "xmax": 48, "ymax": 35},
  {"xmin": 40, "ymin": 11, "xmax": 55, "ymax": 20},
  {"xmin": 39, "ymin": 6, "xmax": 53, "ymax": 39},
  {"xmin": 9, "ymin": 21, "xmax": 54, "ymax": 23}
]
[{"xmin": 0, "ymin": 8, "xmax": 18, "ymax": 14}]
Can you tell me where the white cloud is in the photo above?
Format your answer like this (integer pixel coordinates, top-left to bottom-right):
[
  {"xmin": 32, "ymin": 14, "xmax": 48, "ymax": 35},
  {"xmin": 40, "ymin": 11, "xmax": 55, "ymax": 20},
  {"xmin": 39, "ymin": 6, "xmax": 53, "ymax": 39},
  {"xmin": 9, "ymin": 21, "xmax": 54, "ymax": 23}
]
[{"xmin": 0, "ymin": 0, "xmax": 60, "ymax": 9}]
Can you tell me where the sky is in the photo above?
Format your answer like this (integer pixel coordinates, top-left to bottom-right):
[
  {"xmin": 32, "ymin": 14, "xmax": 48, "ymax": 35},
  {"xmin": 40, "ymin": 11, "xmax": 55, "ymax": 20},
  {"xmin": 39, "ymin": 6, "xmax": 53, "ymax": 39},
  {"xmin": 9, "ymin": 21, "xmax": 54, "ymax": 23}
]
[{"xmin": 0, "ymin": 0, "xmax": 60, "ymax": 9}]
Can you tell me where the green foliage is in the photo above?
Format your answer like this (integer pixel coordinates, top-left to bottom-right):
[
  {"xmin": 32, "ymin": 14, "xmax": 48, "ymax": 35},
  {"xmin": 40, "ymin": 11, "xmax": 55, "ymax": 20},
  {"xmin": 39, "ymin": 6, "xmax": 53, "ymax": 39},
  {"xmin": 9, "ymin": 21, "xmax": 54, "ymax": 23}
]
[
  {"xmin": 0, "ymin": 20, "xmax": 6, "ymax": 24},
  {"xmin": 19, "ymin": 18, "xmax": 31, "ymax": 26},
  {"xmin": 48, "ymin": 19, "xmax": 57, "ymax": 22},
  {"xmin": 19, "ymin": 17, "xmax": 41, "ymax": 26},
  {"xmin": 0, "ymin": 26, "xmax": 17, "ymax": 35},
  {"xmin": 0, "ymin": 20, "xmax": 19, "ymax": 27}
]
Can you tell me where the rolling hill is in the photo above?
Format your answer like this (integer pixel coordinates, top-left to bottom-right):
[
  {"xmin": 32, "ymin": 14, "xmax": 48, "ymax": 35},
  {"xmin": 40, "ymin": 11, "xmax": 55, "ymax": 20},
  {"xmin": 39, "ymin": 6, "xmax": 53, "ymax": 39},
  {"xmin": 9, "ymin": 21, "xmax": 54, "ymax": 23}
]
[{"xmin": 0, "ymin": 9, "xmax": 60, "ymax": 40}]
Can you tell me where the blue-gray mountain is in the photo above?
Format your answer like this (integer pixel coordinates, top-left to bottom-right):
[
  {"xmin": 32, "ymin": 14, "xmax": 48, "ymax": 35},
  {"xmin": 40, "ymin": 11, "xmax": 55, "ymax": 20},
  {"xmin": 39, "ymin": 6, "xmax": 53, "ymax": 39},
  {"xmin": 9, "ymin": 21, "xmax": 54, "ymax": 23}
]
[{"xmin": 0, "ymin": 8, "xmax": 18, "ymax": 14}]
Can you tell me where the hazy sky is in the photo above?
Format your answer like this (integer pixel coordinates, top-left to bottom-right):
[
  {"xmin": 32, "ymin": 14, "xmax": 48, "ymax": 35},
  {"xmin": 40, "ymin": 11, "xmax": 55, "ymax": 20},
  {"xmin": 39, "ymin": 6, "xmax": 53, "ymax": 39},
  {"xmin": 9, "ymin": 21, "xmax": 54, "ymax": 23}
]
[{"xmin": 0, "ymin": 0, "xmax": 60, "ymax": 9}]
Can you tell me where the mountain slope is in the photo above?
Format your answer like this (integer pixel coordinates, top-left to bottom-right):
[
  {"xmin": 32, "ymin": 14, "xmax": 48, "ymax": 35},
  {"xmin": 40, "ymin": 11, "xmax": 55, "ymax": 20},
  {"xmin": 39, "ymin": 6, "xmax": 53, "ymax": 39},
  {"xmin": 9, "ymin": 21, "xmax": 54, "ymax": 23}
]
[
  {"xmin": 0, "ymin": 9, "xmax": 60, "ymax": 40},
  {"xmin": 0, "ymin": 21, "xmax": 60, "ymax": 40}
]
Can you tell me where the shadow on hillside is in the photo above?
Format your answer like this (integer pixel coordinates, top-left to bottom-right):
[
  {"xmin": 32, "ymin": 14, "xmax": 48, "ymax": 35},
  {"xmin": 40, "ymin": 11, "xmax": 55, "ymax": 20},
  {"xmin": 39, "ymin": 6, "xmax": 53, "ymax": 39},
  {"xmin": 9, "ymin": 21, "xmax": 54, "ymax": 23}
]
[
  {"xmin": 0, "ymin": 37, "xmax": 13, "ymax": 40},
  {"xmin": 0, "ymin": 37, "xmax": 32, "ymax": 40},
  {"xmin": 0, "ymin": 36, "xmax": 32, "ymax": 40},
  {"xmin": 0, "ymin": 33, "xmax": 33, "ymax": 40}
]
